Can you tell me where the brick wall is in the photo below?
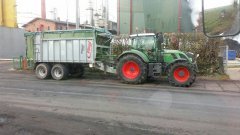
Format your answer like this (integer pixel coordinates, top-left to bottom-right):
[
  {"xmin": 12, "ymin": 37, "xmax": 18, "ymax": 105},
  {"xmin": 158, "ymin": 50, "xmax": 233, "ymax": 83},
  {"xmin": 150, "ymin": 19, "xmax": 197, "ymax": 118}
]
[{"xmin": 24, "ymin": 19, "xmax": 56, "ymax": 32}]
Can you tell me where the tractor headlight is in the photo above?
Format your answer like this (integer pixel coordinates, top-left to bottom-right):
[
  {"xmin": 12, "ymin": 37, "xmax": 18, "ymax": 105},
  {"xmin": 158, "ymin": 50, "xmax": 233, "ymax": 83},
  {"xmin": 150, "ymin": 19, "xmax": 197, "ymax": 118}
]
[
  {"xmin": 186, "ymin": 52, "xmax": 199, "ymax": 63},
  {"xmin": 186, "ymin": 52, "xmax": 194, "ymax": 59}
]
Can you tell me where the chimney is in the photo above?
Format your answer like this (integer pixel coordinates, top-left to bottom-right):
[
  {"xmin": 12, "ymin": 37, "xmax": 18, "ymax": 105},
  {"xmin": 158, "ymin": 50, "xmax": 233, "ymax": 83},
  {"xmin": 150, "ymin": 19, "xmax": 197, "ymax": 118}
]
[{"xmin": 41, "ymin": 0, "xmax": 46, "ymax": 19}]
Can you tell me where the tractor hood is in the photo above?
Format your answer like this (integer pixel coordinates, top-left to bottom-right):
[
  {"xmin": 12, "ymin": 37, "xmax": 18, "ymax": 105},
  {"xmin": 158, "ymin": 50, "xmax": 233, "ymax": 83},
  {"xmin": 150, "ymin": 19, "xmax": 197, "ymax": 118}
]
[
  {"xmin": 163, "ymin": 49, "xmax": 183, "ymax": 54},
  {"xmin": 163, "ymin": 49, "xmax": 193, "ymax": 63}
]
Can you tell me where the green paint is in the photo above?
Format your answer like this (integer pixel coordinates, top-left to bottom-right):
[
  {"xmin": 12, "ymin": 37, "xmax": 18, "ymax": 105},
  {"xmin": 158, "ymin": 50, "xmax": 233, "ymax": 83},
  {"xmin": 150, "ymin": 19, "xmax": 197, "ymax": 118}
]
[
  {"xmin": 163, "ymin": 53, "xmax": 175, "ymax": 63},
  {"xmin": 118, "ymin": 49, "xmax": 150, "ymax": 63},
  {"xmin": 119, "ymin": 0, "xmax": 194, "ymax": 34},
  {"xmin": 162, "ymin": 49, "xmax": 192, "ymax": 63},
  {"xmin": 25, "ymin": 33, "xmax": 35, "ymax": 59}
]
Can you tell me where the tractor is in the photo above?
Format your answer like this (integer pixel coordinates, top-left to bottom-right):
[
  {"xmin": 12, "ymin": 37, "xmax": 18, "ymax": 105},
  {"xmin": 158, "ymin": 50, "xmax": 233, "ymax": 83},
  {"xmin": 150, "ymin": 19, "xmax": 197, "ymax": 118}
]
[{"xmin": 116, "ymin": 33, "xmax": 198, "ymax": 87}]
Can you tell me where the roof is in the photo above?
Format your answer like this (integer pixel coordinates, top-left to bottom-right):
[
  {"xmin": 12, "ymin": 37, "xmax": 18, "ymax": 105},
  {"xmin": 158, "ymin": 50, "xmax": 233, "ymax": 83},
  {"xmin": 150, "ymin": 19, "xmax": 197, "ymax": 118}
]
[
  {"xmin": 22, "ymin": 17, "xmax": 76, "ymax": 27},
  {"xmin": 130, "ymin": 33, "xmax": 155, "ymax": 37}
]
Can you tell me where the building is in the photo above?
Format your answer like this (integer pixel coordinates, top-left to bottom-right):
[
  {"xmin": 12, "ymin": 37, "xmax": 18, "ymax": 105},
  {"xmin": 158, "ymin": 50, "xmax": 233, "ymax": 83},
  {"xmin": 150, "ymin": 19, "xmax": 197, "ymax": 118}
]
[
  {"xmin": 22, "ymin": 18, "xmax": 77, "ymax": 32},
  {"xmin": 118, "ymin": 0, "xmax": 194, "ymax": 34}
]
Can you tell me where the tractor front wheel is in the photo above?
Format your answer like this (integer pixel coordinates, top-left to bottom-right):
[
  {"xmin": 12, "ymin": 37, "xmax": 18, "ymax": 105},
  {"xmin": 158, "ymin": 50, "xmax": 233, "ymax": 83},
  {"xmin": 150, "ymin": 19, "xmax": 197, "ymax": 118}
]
[
  {"xmin": 168, "ymin": 62, "xmax": 196, "ymax": 87},
  {"xmin": 117, "ymin": 55, "xmax": 147, "ymax": 84}
]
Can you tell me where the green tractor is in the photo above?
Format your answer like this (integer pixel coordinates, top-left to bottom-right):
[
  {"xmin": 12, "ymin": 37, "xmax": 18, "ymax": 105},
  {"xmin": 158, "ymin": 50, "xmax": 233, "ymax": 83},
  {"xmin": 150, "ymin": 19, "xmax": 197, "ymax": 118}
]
[{"xmin": 116, "ymin": 33, "xmax": 198, "ymax": 87}]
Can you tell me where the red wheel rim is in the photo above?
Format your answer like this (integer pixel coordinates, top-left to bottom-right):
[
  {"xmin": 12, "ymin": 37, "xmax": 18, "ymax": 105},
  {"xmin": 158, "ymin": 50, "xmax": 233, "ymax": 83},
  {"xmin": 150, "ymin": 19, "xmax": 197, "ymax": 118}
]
[
  {"xmin": 173, "ymin": 67, "xmax": 190, "ymax": 83},
  {"xmin": 122, "ymin": 61, "xmax": 140, "ymax": 79}
]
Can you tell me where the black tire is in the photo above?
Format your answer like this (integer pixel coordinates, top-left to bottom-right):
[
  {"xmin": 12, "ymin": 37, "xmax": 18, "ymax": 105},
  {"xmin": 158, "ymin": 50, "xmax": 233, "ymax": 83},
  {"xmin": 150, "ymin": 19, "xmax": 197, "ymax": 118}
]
[
  {"xmin": 35, "ymin": 63, "xmax": 51, "ymax": 79},
  {"xmin": 117, "ymin": 54, "xmax": 147, "ymax": 84},
  {"xmin": 167, "ymin": 62, "xmax": 196, "ymax": 87},
  {"xmin": 51, "ymin": 64, "xmax": 69, "ymax": 80}
]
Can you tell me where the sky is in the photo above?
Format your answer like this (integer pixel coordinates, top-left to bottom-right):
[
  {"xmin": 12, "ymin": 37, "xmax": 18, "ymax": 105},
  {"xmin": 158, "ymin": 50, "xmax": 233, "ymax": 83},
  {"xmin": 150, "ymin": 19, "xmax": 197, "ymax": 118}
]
[{"xmin": 16, "ymin": 0, "xmax": 117, "ymax": 27}]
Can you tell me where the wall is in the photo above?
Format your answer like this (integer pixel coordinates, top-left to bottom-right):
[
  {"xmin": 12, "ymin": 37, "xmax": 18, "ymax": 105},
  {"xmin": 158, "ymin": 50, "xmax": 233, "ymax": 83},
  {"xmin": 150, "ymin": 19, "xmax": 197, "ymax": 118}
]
[
  {"xmin": 55, "ymin": 23, "xmax": 75, "ymax": 30},
  {"xmin": 119, "ymin": 0, "xmax": 131, "ymax": 34},
  {"xmin": 0, "ymin": 0, "xmax": 3, "ymax": 25},
  {"xmin": 24, "ymin": 19, "xmax": 56, "ymax": 32},
  {"xmin": 119, "ymin": 0, "xmax": 194, "ymax": 34},
  {"xmin": 0, "ymin": 27, "xmax": 25, "ymax": 59}
]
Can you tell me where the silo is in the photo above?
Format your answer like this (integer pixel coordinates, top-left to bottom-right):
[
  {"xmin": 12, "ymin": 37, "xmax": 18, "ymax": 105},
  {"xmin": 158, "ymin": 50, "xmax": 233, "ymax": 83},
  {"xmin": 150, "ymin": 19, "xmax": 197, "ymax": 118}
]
[
  {"xmin": 118, "ymin": 0, "xmax": 193, "ymax": 34},
  {"xmin": 0, "ymin": 0, "xmax": 3, "ymax": 26},
  {"xmin": 2, "ymin": 0, "xmax": 17, "ymax": 27}
]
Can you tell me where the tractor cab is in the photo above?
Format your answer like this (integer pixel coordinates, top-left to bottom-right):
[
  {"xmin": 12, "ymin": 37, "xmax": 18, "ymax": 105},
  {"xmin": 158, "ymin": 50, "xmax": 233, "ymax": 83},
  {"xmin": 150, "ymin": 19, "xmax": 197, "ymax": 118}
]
[
  {"xmin": 128, "ymin": 33, "xmax": 193, "ymax": 64},
  {"xmin": 129, "ymin": 33, "xmax": 158, "ymax": 61}
]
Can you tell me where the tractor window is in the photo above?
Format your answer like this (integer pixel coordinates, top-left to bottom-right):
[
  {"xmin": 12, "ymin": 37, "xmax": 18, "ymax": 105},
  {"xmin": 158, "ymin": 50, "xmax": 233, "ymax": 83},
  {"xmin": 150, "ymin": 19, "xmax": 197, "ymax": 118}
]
[
  {"xmin": 131, "ymin": 36, "xmax": 155, "ymax": 50},
  {"xmin": 143, "ymin": 36, "xmax": 155, "ymax": 50},
  {"xmin": 132, "ymin": 38, "xmax": 138, "ymax": 48},
  {"xmin": 139, "ymin": 36, "xmax": 155, "ymax": 50}
]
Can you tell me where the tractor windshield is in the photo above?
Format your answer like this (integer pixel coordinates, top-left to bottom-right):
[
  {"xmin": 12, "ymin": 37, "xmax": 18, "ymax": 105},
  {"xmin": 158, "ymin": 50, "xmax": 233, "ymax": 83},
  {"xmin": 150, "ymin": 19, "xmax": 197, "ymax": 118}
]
[{"xmin": 132, "ymin": 36, "xmax": 155, "ymax": 51}]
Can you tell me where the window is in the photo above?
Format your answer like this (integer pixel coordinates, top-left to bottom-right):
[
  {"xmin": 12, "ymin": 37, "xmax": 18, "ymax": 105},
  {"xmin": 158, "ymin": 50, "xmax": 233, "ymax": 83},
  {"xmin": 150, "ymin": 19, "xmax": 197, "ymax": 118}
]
[
  {"xmin": 132, "ymin": 36, "xmax": 155, "ymax": 50},
  {"xmin": 48, "ymin": 26, "xmax": 50, "ymax": 30}
]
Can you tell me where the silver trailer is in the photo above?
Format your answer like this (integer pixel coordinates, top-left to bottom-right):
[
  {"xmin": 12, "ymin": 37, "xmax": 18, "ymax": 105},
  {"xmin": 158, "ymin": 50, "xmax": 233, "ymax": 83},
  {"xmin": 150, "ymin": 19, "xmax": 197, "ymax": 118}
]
[{"xmin": 25, "ymin": 29, "xmax": 115, "ymax": 80}]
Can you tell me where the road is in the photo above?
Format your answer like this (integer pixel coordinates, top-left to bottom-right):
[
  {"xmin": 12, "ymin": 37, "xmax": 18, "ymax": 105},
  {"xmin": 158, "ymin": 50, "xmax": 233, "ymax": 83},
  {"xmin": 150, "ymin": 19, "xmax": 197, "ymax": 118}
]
[{"xmin": 0, "ymin": 61, "xmax": 240, "ymax": 135}]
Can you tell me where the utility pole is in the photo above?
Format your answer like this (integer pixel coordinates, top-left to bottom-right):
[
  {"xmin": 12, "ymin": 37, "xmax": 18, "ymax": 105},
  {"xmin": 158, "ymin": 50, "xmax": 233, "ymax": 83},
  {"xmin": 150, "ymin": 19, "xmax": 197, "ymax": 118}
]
[
  {"xmin": 66, "ymin": 0, "xmax": 69, "ymax": 29},
  {"xmin": 105, "ymin": 0, "xmax": 109, "ymax": 29},
  {"xmin": 76, "ymin": 0, "xmax": 80, "ymax": 29},
  {"xmin": 87, "ymin": 0, "xmax": 94, "ymax": 26},
  {"xmin": 41, "ymin": 0, "xmax": 46, "ymax": 19}
]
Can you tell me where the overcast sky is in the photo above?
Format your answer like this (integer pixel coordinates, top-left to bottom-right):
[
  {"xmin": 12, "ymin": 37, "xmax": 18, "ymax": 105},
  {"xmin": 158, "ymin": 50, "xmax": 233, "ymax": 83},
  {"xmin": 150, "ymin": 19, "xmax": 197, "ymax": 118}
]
[{"xmin": 16, "ymin": 0, "xmax": 117, "ymax": 27}]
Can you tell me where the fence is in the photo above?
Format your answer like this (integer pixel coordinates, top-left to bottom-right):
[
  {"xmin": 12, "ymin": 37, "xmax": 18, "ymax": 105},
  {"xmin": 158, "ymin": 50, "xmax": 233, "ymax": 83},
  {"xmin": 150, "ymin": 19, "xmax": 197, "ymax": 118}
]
[
  {"xmin": 0, "ymin": 26, "xmax": 25, "ymax": 59},
  {"xmin": 219, "ymin": 45, "xmax": 229, "ymax": 72}
]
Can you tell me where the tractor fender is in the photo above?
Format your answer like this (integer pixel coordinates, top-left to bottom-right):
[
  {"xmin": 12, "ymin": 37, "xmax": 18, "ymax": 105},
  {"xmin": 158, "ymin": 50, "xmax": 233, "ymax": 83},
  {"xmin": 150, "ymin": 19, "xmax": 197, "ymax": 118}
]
[
  {"xmin": 164, "ymin": 59, "xmax": 188, "ymax": 73},
  {"xmin": 117, "ymin": 50, "xmax": 150, "ymax": 63}
]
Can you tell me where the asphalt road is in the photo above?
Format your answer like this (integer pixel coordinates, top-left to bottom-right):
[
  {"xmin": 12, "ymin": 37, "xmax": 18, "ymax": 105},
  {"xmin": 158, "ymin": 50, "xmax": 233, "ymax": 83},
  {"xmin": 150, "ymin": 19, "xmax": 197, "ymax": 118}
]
[{"xmin": 0, "ymin": 61, "xmax": 240, "ymax": 135}]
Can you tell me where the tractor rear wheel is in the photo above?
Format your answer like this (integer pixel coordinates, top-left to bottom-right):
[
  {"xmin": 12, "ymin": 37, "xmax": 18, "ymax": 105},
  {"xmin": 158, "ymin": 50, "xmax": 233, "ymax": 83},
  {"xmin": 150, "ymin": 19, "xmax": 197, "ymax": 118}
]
[
  {"xmin": 117, "ymin": 55, "xmax": 147, "ymax": 84},
  {"xmin": 168, "ymin": 62, "xmax": 196, "ymax": 87}
]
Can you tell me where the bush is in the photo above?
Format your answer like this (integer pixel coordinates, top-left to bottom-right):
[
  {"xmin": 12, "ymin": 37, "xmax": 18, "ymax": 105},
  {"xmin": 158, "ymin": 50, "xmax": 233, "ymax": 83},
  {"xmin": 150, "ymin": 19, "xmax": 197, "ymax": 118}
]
[
  {"xmin": 111, "ymin": 35, "xmax": 131, "ymax": 56},
  {"xmin": 164, "ymin": 33, "xmax": 224, "ymax": 74}
]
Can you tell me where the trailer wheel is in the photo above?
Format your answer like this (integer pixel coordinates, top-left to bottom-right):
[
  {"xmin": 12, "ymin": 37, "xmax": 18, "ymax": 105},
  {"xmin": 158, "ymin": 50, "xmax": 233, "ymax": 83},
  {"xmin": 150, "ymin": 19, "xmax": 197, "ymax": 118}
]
[
  {"xmin": 51, "ymin": 64, "xmax": 69, "ymax": 80},
  {"xmin": 117, "ymin": 54, "xmax": 147, "ymax": 84},
  {"xmin": 35, "ymin": 63, "xmax": 51, "ymax": 79},
  {"xmin": 168, "ymin": 62, "xmax": 196, "ymax": 87}
]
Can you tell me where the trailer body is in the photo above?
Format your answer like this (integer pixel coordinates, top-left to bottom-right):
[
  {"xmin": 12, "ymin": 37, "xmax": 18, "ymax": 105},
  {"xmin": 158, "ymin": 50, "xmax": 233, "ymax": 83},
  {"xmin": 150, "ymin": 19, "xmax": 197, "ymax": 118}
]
[
  {"xmin": 26, "ymin": 29, "xmax": 112, "ymax": 62},
  {"xmin": 25, "ymin": 28, "xmax": 115, "ymax": 80},
  {"xmin": 34, "ymin": 30, "xmax": 95, "ymax": 64}
]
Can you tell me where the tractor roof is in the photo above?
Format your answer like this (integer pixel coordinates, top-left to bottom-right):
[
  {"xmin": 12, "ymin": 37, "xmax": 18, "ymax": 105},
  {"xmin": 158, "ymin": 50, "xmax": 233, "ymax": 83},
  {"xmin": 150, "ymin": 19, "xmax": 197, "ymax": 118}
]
[{"xmin": 130, "ymin": 33, "xmax": 155, "ymax": 37}]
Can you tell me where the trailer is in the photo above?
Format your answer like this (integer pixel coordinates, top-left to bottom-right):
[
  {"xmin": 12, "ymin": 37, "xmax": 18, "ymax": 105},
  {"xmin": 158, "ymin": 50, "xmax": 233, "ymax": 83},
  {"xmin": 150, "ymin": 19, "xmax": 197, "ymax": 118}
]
[{"xmin": 25, "ymin": 28, "xmax": 116, "ymax": 80}]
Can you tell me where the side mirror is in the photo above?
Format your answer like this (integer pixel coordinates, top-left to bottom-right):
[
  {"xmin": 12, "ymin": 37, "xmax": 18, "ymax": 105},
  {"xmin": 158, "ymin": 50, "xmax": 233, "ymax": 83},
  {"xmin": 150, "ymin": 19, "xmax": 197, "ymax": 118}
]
[{"xmin": 202, "ymin": 0, "xmax": 240, "ymax": 37}]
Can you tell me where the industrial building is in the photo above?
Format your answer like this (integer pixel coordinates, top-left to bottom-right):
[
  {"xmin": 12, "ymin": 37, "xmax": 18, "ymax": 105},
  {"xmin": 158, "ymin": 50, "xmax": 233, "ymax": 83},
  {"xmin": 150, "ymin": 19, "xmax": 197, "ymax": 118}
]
[
  {"xmin": 22, "ymin": 18, "xmax": 77, "ymax": 32},
  {"xmin": 118, "ymin": 0, "xmax": 194, "ymax": 34}
]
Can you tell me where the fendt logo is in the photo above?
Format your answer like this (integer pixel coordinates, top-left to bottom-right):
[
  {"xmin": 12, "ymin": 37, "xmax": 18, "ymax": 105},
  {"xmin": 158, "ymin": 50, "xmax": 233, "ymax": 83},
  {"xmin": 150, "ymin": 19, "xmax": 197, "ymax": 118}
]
[{"xmin": 87, "ymin": 41, "xmax": 93, "ymax": 59}]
